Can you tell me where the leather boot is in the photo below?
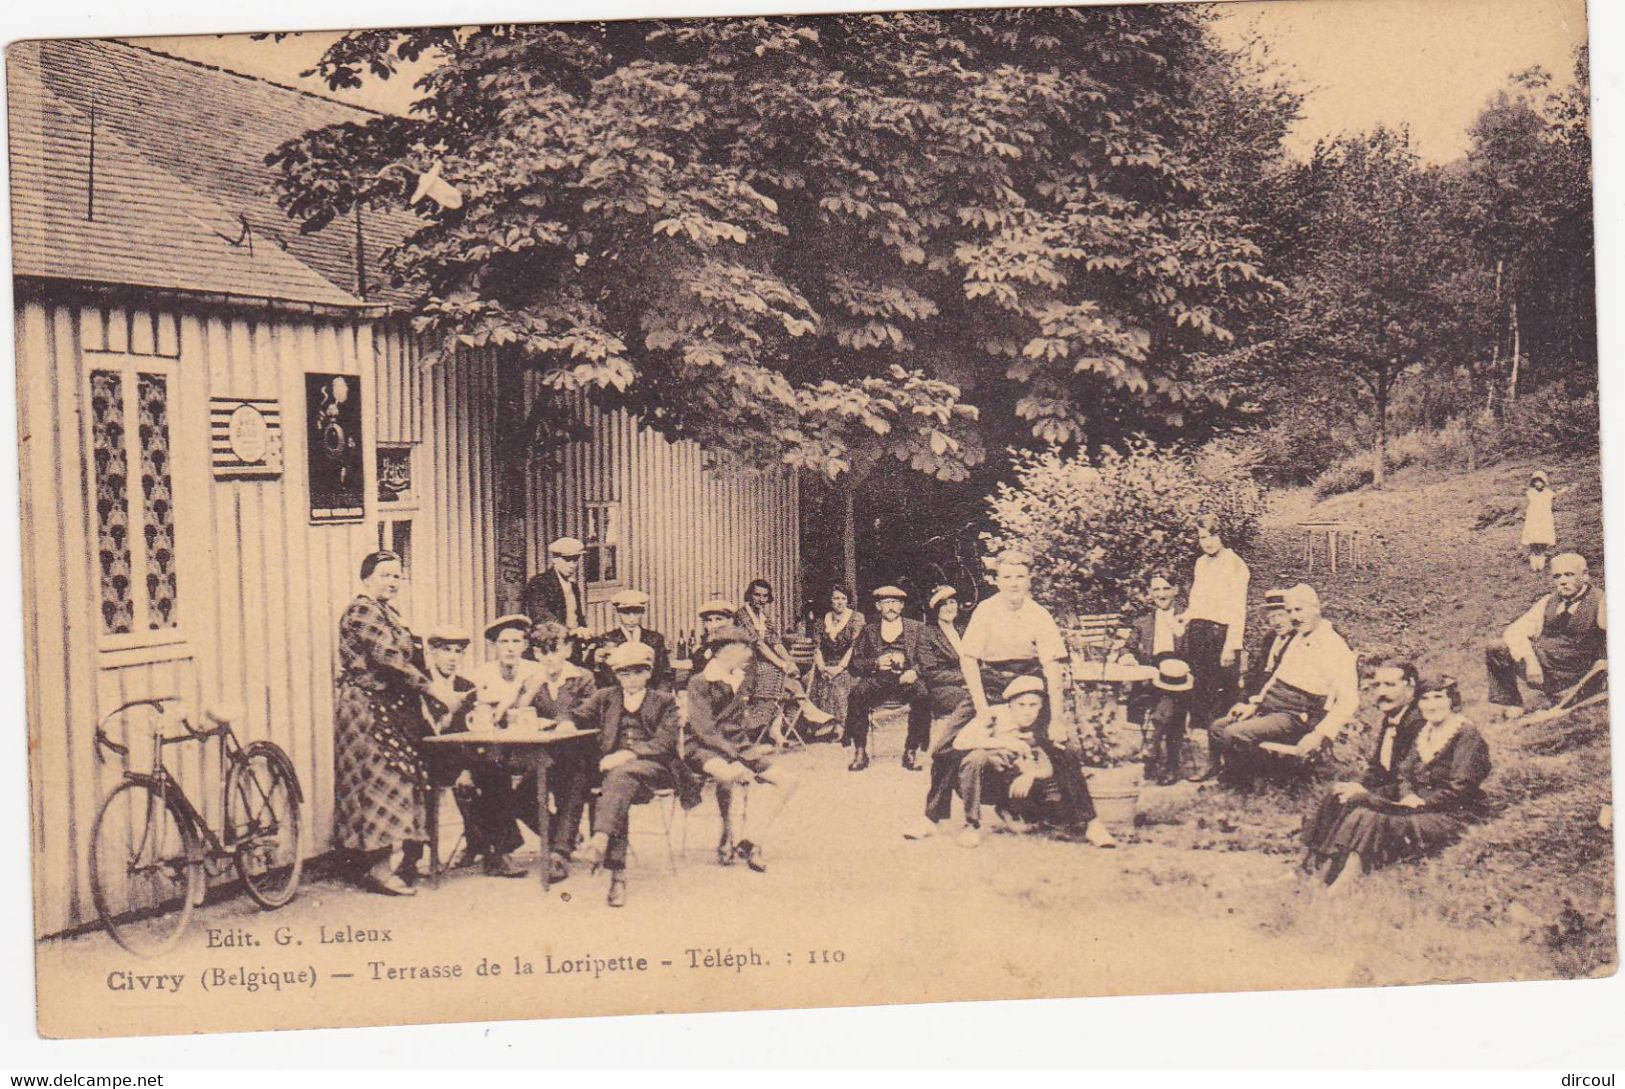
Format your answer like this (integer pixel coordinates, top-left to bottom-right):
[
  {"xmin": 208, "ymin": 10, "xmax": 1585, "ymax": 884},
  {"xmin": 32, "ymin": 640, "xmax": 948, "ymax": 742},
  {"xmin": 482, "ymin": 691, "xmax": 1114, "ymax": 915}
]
[
  {"xmin": 901, "ymin": 748, "xmax": 920, "ymax": 771},
  {"xmin": 848, "ymin": 745, "xmax": 870, "ymax": 772},
  {"xmin": 607, "ymin": 873, "xmax": 628, "ymax": 908}
]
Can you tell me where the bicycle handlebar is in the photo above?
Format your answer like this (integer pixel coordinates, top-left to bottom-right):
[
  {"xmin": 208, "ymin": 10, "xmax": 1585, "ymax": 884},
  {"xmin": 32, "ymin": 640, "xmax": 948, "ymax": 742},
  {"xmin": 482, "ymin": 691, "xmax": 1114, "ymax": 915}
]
[{"xmin": 93, "ymin": 697, "xmax": 223, "ymax": 763}]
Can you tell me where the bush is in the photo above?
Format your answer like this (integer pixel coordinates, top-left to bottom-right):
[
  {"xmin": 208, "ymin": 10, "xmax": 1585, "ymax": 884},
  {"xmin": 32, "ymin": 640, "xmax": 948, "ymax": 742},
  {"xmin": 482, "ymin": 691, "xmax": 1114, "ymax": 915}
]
[
  {"xmin": 1501, "ymin": 385, "xmax": 1601, "ymax": 458},
  {"xmin": 1250, "ymin": 401, "xmax": 1362, "ymax": 487},
  {"xmin": 986, "ymin": 438, "xmax": 1267, "ymax": 618},
  {"xmin": 1311, "ymin": 383, "xmax": 1599, "ymax": 499}
]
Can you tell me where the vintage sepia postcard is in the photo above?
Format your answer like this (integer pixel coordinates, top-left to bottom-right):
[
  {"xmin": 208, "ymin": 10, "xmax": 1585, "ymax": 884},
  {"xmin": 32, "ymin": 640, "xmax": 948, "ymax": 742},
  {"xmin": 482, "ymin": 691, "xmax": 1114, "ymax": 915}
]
[{"xmin": 7, "ymin": 0, "xmax": 1612, "ymax": 1041}]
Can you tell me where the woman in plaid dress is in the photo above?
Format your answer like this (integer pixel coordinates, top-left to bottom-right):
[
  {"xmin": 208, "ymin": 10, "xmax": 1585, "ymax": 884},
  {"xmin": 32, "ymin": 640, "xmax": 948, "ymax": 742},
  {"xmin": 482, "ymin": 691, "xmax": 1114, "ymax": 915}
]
[{"xmin": 333, "ymin": 550, "xmax": 448, "ymax": 896}]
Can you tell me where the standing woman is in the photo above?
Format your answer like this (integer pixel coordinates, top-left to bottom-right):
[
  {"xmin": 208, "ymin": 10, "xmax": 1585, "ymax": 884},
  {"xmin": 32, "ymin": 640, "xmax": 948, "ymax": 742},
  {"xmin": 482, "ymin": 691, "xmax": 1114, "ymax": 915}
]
[
  {"xmin": 333, "ymin": 551, "xmax": 443, "ymax": 896},
  {"xmin": 736, "ymin": 578, "xmax": 800, "ymax": 742},
  {"xmin": 807, "ymin": 585, "xmax": 864, "ymax": 741}
]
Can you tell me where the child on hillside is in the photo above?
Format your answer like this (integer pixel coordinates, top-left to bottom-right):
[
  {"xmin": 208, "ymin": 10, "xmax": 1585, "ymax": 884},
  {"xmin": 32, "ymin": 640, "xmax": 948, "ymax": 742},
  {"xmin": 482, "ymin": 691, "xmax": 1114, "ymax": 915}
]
[{"xmin": 1521, "ymin": 470, "xmax": 1565, "ymax": 571}]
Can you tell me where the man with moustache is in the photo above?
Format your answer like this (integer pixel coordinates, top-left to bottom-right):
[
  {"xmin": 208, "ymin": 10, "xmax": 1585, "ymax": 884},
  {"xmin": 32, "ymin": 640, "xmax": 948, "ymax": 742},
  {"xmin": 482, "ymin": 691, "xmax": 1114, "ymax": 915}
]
[
  {"xmin": 1302, "ymin": 657, "xmax": 1425, "ymax": 869},
  {"xmin": 843, "ymin": 586, "xmax": 932, "ymax": 772}
]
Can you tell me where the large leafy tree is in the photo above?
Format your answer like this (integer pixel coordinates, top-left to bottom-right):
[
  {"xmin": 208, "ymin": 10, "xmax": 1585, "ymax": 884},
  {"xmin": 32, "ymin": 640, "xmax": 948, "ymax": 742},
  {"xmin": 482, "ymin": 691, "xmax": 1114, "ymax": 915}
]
[
  {"xmin": 1272, "ymin": 128, "xmax": 1479, "ymax": 488},
  {"xmin": 268, "ymin": 10, "xmax": 1285, "ymax": 588}
]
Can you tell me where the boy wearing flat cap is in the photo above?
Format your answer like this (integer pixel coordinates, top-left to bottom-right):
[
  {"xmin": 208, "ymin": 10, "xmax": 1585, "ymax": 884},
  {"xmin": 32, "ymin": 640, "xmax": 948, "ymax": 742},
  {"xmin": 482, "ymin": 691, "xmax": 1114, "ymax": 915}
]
[
  {"xmin": 844, "ymin": 586, "xmax": 933, "ymax": 772},
  {"xmin": 575, "ymin": 640, "xmax": 699, "ymax": 906},
  {"xmin": 590, "ymin": 588, "xmax": 672, "ymax": 691},
  {"xmin": 418, "ymin": 625, "xmax": 528, "ymax": 879}
]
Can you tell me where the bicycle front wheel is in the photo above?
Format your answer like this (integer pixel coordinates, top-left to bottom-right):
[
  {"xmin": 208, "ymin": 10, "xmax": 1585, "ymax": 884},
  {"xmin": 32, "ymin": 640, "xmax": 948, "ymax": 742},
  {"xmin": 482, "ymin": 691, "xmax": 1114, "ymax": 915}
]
[
  {"xmin": 90, "ymin": 779, "xmax": 201, "ymax": 957},
  {"xmin": 226, "ymin": 742, "xmax": 304, "ymax": 909}
]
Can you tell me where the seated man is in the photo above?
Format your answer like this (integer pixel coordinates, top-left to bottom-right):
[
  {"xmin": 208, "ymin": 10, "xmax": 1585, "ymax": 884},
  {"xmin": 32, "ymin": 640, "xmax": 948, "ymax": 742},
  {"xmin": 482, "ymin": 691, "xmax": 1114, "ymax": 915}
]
[
  {"xmin": 843, "ymin": 585, "xmax": 932, "ymax": 771},
  {"xmin": 686, "ymin": 624, "xmax": 799, "ymax": 872},
  {"xmin": 687, "ymin": 598, "xmax": 739, "ymax": 676},
  {"xmin": 419, "ymin": 624, "xmax": 527, "ymax": 879},
  {"xmin": 952, "ymin": 676, "xmax": 1115, "ymax": 848},
  {"xmin": 519, "ymin": 621, "xmax": 598, "ymax": 883},
  {"xmin": 1209, "ymin": 583, "xmax": 1359, "ymax": 784},
  {"xmin": 590, "ymin": 589, "xmax": 673, "ymax": 691},
  {"xmin": 1485, "ymin": 552, "xmax": 1607, "ymax": 717},
  {"xmin": 575, "ymin": 642, "xmax": 697, "ymax": 907},
  {"xmin": 1242, "ymin": 589, "xmax": 1294, "ymax": 698}
]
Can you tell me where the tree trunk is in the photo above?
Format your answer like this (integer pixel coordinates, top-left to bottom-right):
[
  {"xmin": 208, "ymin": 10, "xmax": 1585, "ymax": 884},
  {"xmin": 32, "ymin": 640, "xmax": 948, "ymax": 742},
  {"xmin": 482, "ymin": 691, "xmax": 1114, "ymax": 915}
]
[
  {"xmin": 1372, "ymin": 380, "xmax": 1390, "ymax": 490},
  {"xmin": 841, "ymin": 486, "xmax": 858, "ymax": 597},
  {"xmin": 1508, "ymin": 298, "xmax": 1522, "ymax": 403}
]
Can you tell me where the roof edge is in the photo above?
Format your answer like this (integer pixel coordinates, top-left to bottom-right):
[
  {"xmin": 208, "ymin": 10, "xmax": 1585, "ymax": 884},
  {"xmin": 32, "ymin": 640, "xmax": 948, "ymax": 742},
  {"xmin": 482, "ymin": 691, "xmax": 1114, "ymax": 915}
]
[
  {"xmin": 15, "ymin": 274, "xmax": 396, "ymax": 320},
  {"xmin": 104, "ymin": 36, "xmax": 396, "ymax": 120}
]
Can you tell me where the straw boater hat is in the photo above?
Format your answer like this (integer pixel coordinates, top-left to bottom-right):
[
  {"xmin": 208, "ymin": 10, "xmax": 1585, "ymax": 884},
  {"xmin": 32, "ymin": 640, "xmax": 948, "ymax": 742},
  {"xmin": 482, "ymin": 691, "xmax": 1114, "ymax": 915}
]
[
  {"xmin": 1262, "ymin": 588, "xmax": 1289, "ymax": 611},
  {"xmin": 928, "ymin": 585, "xmax": 958, "ymax": 610},
  {"xmin": 873, "ymin": 585, "xmax": 908, "ymax": 601},
  {"xmin": 425, "ymin": 623, "xmax": 472, "ymax": 648},
  {"xmin": 483, "ymin": 614, "xmax": 532, "ymax": 642},
  {"xmin": 605, "ymin": 641, "xmax": 656, "ymax": 670},
  {"xmin": 698, "ymin": 598, "xmax": 737, "ymax": 619},
  {"xmin": 610, "ymin": 589, "xmax": 651, "ymax": 611},
  {"xmin": 1001, "ymin": 675, "xmax": 1046, "ymax": 702},
  {"xmin": 548, "ymin": 536, "xmax": 585, "ymax": 558},
  {"xmin": 1153, "ymin": 659, "xmax": 1194, "ymax": 693}
]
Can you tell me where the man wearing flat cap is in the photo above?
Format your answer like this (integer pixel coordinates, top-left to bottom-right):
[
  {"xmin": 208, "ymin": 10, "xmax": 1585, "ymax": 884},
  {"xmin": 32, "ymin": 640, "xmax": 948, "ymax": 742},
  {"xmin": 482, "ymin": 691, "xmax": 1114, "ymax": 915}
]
[
  {"xmin": 416, "ymin": 624, "xmax": 527, "ymax": 879},
  {"xmin": 590, "ymin": 588, "xmax": 672, "ymax": 691},
  {"xmin": 688, "ymin": 598, "xmax": 738, "ymax": 676},
  {"xmin": 522, "ymin": 537, "xmax": 591, "ymax": 648},
  {"xmin": 844, "ymin": 585, "xmax": 933, "ymax": 772},
  {"xmin": 685, "ymin": 624, "xmax": 798, "ymax": 871}
]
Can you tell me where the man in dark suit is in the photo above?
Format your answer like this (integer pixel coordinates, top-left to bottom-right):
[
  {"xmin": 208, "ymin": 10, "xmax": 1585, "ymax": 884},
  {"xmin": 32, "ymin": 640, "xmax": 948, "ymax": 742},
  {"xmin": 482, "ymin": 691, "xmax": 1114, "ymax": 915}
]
[
  {"xmin": 1126, "ymin": 572, "xmax": 1188, "ymax": 724},
  {"xmin": 522, "ymin": 536, "xmax": 591, "ymax": 649},
  {"xmin": 589, "ymin": 589, "xmax": 673, "ymax": 690},
  {"xmin": 1244, "ymin": 589, "xmax": 1295, "ymax": 697},
  {"xmin": 574, "ymin": 642, "xmax": 699, "ymax": 907},
  {"xmin": 843, "ymin": 585, "xmax": 932, "ymax": 772},
  {"xmin": 1123, "ymin": 573, "xmax": 1195, "ymax": 784}
]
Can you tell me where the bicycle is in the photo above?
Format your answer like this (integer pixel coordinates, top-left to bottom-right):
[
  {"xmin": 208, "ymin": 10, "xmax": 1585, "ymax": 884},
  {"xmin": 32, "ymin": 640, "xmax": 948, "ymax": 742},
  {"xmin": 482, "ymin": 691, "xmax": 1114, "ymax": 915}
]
[{"xmin": 90, "ymin": 697, "xmax": 305, "ymax": 956}]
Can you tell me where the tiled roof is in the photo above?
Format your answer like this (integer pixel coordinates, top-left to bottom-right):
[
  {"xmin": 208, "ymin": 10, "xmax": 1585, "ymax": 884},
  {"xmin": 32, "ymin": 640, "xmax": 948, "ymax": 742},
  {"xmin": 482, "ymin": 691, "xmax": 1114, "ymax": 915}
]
[{"xmin": 6, "ymin": 37, "xmax": 422, "ymax": 309}]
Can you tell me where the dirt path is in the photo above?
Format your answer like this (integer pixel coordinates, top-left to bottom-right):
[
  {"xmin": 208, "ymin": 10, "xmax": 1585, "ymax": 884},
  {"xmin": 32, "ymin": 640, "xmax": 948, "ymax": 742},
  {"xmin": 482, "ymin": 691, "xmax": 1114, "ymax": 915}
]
[{"xmin": 39, "ymin": 740, "xmax": 1365, "ymax": 1037}]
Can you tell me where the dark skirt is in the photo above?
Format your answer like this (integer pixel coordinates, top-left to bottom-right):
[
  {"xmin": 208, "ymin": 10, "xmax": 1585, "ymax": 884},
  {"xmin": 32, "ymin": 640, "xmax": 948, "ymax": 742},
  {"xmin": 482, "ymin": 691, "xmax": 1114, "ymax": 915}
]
[
  {"xmin": 1303, "ymin": 793, "xmax": 1466, "ymax": 869},
  {"xmin": 333, "ymin": 684, "xmax": 428, "ymax": 854},
  {"xmin": 807, "ymin": 667, "xmax": 855, "ymax": 729}
]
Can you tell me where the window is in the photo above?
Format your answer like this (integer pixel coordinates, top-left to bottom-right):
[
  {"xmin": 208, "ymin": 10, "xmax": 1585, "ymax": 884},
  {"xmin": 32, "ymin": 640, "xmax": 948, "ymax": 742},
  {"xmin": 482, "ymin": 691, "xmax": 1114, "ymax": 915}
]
[
  {"xmin": 582, "ymin": 502, "xmax": 621, "ymax": 587},
  {"xmin": 89, "ymin": 362, "xmax": 179, "ymax": 643}
]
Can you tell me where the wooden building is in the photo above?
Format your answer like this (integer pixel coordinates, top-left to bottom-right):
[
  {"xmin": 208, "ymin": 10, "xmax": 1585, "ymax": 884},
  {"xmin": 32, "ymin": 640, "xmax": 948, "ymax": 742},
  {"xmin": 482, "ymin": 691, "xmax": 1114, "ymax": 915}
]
[{"xmin": 8, "ymin": 38, "xmax": 800, "ymax": 937}]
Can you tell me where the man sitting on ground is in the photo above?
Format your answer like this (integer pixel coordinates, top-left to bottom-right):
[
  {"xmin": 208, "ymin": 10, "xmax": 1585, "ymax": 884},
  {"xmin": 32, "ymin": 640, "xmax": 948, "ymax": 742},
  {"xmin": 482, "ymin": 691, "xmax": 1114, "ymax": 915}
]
[
  {"xmin": 1485, "ymin": 552, "xmax": 1607, "ymax": 717},
  {"xmin": 1209, "ymin": 583, "xmax": 1359, "ymax": 784},
  {"xmin": 952, "ymin": 676, "xmax": 1116, "ymax": 849}
]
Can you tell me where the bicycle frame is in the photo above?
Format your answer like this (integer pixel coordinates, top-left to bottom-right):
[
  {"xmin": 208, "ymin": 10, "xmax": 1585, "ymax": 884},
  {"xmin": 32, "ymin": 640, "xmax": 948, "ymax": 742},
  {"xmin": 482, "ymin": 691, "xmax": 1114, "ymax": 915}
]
[{"xmin": 93, "ymin": 697, "xmax": 269, "ymax": 864}]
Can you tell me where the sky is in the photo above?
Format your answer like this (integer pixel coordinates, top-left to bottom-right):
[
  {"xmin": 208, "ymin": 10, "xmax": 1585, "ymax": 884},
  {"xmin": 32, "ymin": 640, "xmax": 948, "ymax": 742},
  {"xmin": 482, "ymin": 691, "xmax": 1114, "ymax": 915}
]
[{"xmin": 137, "ymin": 0, "xmax": 1591, "ymax": 164}]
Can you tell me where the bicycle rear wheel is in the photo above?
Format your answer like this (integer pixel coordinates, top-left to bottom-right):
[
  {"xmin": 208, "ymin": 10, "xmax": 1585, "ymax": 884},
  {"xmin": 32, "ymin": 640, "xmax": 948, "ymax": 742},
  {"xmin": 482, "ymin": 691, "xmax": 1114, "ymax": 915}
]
[
  {"xmin": 226, "ymin": 742, "xmax": 303, "ymax": 908},
  {"xmin": 90, "ymin": 779, "xmax": 201, "ymax": 956}
]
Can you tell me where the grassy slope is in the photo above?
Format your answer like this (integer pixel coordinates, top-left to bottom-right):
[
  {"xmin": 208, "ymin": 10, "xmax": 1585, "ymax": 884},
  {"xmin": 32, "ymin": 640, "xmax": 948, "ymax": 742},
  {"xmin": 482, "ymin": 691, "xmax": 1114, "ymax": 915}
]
[{"xmin": 1138, "ymin": 454, "xmax": 1616, "ymax": 984}]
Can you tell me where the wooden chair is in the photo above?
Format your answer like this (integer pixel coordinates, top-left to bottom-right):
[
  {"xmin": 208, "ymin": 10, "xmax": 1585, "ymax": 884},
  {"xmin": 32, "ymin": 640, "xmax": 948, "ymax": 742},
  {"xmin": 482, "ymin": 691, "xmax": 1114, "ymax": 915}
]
[{"xmin": 1066, "ymin": 614, "xmax": 1124, "ymax": 664}]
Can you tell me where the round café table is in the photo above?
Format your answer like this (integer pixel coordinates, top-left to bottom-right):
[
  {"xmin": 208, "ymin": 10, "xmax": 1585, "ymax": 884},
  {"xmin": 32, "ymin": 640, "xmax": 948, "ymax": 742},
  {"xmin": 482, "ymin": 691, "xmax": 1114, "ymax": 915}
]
[
  {"xmin": 420, "ymin": 721, "xmax": 598, "ymax": 893},
  {"xmin": 1070, "ymin": 659, "xmax": 1158, "ymax": 726}
]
